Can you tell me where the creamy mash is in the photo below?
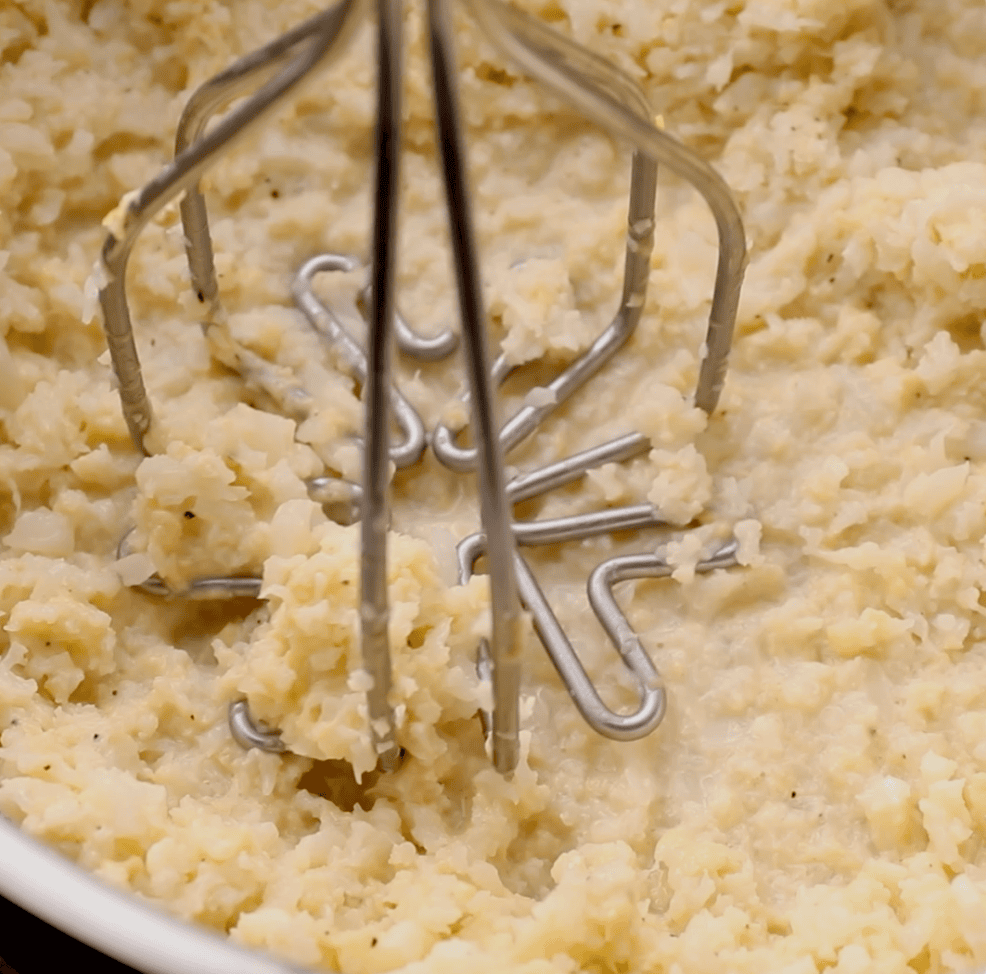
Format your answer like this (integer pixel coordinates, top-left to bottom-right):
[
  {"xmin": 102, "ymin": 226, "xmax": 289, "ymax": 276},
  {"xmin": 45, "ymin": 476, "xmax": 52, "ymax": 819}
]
[{"xmin": 3, "ymin": 0, "xmax": 986, "ymax": 971}]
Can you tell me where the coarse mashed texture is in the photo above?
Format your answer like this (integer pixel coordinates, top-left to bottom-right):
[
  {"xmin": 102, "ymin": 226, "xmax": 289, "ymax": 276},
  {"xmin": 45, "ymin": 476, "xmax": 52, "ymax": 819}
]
[{"xmin": 3, "ymin": 0, "xmax": 986, "ymax": 971}]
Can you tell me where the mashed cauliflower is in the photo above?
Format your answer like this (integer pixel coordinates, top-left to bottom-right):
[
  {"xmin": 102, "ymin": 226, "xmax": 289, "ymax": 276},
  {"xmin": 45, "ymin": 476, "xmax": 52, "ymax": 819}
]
[{"xmin": 3, "ymin": 0, "xmax": 986, "ymax": 971}]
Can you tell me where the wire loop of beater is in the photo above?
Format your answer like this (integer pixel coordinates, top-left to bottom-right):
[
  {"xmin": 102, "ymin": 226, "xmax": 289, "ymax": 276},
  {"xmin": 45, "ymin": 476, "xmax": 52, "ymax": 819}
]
[
  {"xmin": 96, "ymin": 0, "xmax": 748, "ymax": 775},
  {"xmin": 295, "ymin": 254, "xmax": 428, "ymax": 471},
  {"xmin": 463, "ymin": 533, "xmax": 741, "ymax": 743}
]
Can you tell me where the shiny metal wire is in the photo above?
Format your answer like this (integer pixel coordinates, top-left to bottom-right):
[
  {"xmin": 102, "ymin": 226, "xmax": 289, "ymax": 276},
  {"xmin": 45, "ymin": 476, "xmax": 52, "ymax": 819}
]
[{"xmin": 97, "ymin": 0, "xmax": 748, "ymax": 775}]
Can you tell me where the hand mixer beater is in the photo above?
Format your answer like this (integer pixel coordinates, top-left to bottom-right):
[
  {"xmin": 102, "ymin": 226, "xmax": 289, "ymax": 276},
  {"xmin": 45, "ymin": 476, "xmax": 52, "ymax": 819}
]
[{"xmin": 96, "ymin": 0, "xmax": 748, "ymax": 775}]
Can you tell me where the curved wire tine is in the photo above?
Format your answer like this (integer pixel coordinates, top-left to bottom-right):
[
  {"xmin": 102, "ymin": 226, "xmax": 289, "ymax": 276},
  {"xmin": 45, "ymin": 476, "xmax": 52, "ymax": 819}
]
[
  {"xmin": 306, "ymin": 475, "xmax": 363, "ymax": 526},
  {"xmin": 515, "ymin": 549, "xmax": 663, "ymax": 740},
  {"xmin": 429, "ymin": 0, "xmax": 522, "ymax": 774},
  {"xmin": 587, "ymin": 539, "xmax": 740, "ymax": 704},
  {"xmin": 293, "ymin": 254, "xmax": 426, "ymax": 469},
  {"xmin": 590, "ymin": 537, "xmax": 740, "ymax": 594},
  {"xmin": 228, "ymin": 700, "xmax": 287, "ymax": 754},
  {"xmin": 431, "ymin": 65, "xmax": 658, "ymax": 473},
  {"xmin": 460, "ymin": 503, "xmax": 672, "ymax": 743},
  {"xmin": 462, "ymin": 0, "xmax": 747, "ymax": 415},
  {"xmin": 457, "ymin": 503, "xmax": 674, "ymax": 742},
  {"xmin": 357, "ymin": 284, "xmax": 459, "ymax": 361},
  {"xmin": 97, "ymin": 0, "xmax": 366, "ymax": 454}
]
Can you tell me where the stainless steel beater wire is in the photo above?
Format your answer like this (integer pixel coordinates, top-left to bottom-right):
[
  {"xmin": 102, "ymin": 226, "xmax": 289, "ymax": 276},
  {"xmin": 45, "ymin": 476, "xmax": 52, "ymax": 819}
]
[
  {"xmin": 587, "ymin": 539, "xmax": 740, "ymax": 675},
  {"xmin": 357, "ymin": 284, "xmax": 459, "ymax": 361},
  {"xmin": 430, "ymin": 29, "xmax": 658, "ymax": 473},
  {"xmin": 456, "ymin": 506, "xmax": 669, "ymax": 741},
  {"xmin": 464, "ymin": 0, "xmax": 747, "ymax": 414},
  {"xmin": 98, "ymin": 0, "xmax": 363, "ymax": 453},
  {"xmin": 178, "ymin": 8, "xmax": 457, "ymax": 364},
  {"xmin": 228, "ymin": 699, "xmax": 287, "ymax": 753},
  {"xmin": 512, "ymin": 549, "xmax": 664, "ymax": 739},
  {"xmin": 360, "ymin": 0, "xmax": 404, "ymax": 772},
  {"xmin": 293, "ymin": 253, "xmax": 427, "ymax": 468},
  {"xmin": 429, "ymin": 0, "xmax": 522, "ymax": 774},
  {"xmin": 175, "ymin": 7, "xmax": 346, "ymax": 315},
  {"xmin": 506, "ymin": 431, "xmax": 648, "ymax": 503}
]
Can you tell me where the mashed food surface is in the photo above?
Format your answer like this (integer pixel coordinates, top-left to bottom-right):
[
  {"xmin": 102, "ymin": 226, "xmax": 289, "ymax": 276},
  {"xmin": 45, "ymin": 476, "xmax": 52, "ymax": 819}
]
[{"xmin": 4, "ymin": 0, "xmax": 986, "ymax": 971}]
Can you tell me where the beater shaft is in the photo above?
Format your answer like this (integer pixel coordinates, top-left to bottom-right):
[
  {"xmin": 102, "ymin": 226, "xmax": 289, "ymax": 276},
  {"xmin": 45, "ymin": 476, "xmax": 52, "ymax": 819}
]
[{"xmin": 427, "ymin": 0, "xmax": 522, "ymax": 773}]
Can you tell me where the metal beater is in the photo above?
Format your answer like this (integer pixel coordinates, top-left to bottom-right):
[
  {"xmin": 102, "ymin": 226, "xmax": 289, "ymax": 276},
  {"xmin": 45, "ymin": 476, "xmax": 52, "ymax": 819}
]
[{"xmin": 97, "ymin": 0, "xmax": 747, "ymax": 775}]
